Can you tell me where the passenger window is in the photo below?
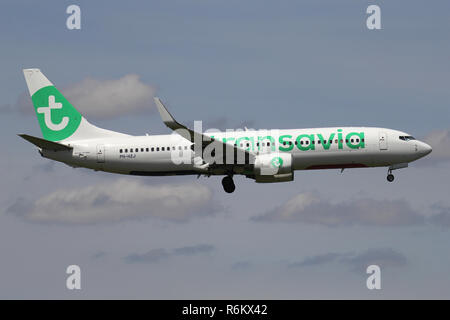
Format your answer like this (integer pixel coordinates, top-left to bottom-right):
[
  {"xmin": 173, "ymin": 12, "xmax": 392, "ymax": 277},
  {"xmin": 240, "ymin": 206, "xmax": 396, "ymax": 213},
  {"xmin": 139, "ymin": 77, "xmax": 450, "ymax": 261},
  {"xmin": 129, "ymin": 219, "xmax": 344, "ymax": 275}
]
[
  {"xmin": 351, "ymin": 139, "xmax": 354, "ymax": 143},
  {"xmin": 156, "ymin": 147, "xmax": 160, "ymax": 151},
  {"xmin": 267, "ymin": 142, "xmax": 271, "ymax": 146},
  {"xmin": 125, "ymin": 149, "xmax": 128, "ymax": 153},
  {"xmin": 335, "ymin": 139, "xmax": 338, "ymax": 143},
  {"xmin": 178, "ymin": 146, "xmax": 182, "ymax": 150},
  {"xmin": 151, "ymin": 147, "xmax": 154, "ymax": 152},
  {"xmin": 356, "ymin": 139, "xmax": 359, "ymax": 143},
  {"xmin": 146, "ymin": 148, "xmax": 149, "ymax": 152},
  {"xmin": 345, "ymin": 139, "xmax": 349, "ymax": 143},
  {"xmin": 318, "ymin": 140, "xmax": 321, "ymax": 144},
  {"xmin": 362, "ymin": 139, "xmax": 365, "ymax": 142},
  {"xmin": 120, "ymin": 149, "xmax": 123, "ymax": 153},
  {"xmin": 184, "ymin": 146, "xmax": 188, "ymax": 150},
  {"xmin": 136, "ymin": 148, "xmax": 139, "ymax": 152}
]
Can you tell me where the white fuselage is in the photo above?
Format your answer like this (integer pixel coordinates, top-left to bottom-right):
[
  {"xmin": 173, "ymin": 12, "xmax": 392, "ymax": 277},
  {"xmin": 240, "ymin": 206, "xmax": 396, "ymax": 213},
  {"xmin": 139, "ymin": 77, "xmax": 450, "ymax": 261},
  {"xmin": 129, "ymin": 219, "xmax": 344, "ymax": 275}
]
[{"xmin": 41, "ymin": 126, "xmax": 432, "ymax": 178}]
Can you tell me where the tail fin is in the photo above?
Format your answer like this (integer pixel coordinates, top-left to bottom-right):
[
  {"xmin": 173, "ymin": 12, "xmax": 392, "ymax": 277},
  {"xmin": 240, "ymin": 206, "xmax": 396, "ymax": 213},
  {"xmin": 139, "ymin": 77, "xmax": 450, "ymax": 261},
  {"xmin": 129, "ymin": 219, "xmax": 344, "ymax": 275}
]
[{"xmin": 23, "ymin": 69, "xmax": 128, "ymax": 142}]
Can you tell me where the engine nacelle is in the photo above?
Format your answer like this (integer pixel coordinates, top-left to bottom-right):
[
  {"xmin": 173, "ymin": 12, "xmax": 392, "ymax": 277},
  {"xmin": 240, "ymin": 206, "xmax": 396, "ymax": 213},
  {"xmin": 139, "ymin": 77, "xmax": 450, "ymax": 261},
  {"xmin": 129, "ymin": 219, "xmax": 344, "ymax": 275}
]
[{"xmin": 252, "ymin": 153, "xmax": 294, "ymax": 183}]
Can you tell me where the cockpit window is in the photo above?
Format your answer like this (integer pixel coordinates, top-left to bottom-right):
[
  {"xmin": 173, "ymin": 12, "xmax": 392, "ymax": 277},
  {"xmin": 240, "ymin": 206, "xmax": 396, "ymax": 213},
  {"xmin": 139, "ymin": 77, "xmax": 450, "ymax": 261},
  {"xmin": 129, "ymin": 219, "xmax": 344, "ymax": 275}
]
[{"xmin": 399, "ymin": 136, "xmax": 416, "ymax": 141}]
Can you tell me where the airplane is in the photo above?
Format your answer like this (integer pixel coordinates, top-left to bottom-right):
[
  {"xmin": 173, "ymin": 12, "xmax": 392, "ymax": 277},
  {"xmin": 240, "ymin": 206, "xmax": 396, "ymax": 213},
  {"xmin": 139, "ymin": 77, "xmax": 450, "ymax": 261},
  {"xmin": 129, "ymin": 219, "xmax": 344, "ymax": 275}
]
[{"xmin": 19, "ymin": 68, "xmax": 432, "ymax": 193}]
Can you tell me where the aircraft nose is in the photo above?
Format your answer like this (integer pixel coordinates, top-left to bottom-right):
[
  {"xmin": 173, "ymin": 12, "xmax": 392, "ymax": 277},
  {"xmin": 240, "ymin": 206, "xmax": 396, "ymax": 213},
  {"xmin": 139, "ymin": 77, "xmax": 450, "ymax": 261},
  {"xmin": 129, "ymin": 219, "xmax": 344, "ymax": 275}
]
[{"xmin": 418, "ymin": 141, "xmax": 432, "ymax": 156}]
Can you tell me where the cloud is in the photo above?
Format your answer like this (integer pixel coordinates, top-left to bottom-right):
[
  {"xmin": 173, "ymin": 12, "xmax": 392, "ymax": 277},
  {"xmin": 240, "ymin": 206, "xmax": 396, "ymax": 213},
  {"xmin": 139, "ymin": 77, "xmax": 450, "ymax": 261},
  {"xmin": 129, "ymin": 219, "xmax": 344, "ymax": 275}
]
[
  {"xmin": 422, "ymin": 129, "xmax": 450, "ymax": 165},
  {"xmin": 9, "ymin": 74, "xmax": 156, "ymax": 119},
  {"xmin": 124, "ymin": 248, "xmax": 170, "ymax": 264},
  {"xmin": 91, "ymin": 251, "xmax": 107, "ymax": 260},
  {"xmin": 342, "ymin": 248, "xmax": 408, "ymax": 273},
  {"xmin": 124, "ymin": 244, "xmax": 215, "ymax": 264},
  {"xmin": 63, "ymin": 74, "xmax": 156, "ymax": 119},
  {"xmin": 0, "ymin": 103, "xmax": 13, "ymax": 113},
  {"xmin": 231, "ymin": 261, "xmax": 253, "ymax": 271},
  {"xmin": 288, "ymin": 252, "xmax": 347, "ymax": 268},
  {"xmin": 253, "ymin": 192, "xmax": 424, "ymax": 227},
  {"xmin": 428, "ymin": 205, "xmax": 450, "ymax": 228},
  {"xmin": 173, "ymin": 244, "xmax": 215, "ymax": 256},
  {"xmin": 7, "ymin": 92, "xmax": 33, "ymax": 115},
  {"xmin": 289, "ymin": 248, "xmax": 407, "ymax": 273},
  {"xmin": 7, "ymin": 179, "xmax": 217, "ymax": 224}
]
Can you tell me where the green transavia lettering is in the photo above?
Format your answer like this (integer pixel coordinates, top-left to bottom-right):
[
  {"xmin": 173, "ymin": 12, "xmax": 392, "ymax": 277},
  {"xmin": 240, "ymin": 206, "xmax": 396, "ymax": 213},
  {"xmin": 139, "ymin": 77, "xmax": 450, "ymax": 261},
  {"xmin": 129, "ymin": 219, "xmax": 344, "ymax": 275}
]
[{"xmin": 214, "ymin": 130, "xmax": 365, "ymax": 152}]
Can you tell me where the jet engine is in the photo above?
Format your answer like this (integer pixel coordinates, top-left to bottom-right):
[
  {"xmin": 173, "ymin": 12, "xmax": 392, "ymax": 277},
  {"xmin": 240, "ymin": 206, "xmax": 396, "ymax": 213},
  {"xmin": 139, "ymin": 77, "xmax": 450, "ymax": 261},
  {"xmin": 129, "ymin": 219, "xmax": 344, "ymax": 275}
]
[{"xmin": 250, "ymin": 153, "xmax": 294, "ymax": 183}]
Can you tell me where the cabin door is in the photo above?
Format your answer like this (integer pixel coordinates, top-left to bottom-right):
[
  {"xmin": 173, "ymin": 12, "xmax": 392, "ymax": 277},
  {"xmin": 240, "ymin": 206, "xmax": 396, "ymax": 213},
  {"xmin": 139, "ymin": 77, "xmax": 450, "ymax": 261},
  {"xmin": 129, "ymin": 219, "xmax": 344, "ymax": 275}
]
[{"xmin": 379, "ymin": 132, "xmax": 388, "ymax": 150}]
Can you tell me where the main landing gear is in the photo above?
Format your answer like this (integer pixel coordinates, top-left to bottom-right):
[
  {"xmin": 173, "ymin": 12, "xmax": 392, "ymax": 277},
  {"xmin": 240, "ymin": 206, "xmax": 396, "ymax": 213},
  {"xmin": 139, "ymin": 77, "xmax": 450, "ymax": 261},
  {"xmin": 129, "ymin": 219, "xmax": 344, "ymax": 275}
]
[
  {"xmin": 387, "ymin": 168, "xmax": 395, "ymax": 182},
  {"xmin": 222, "ymin": 175, "xmax": 235, "ymax": 193}
]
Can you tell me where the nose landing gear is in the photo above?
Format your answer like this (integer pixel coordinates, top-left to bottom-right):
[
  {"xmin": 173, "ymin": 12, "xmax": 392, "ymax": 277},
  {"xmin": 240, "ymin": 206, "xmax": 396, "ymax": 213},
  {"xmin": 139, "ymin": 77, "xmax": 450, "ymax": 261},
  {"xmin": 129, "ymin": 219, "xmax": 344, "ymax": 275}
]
[
  {"xmin": 222, "ymin": 175, "xmax": 235, "ymax": 193},
  {"xmin": 385, "ymin": 163, "xmax": 409, "ymax": 183},
  {"xmin": 387, "ymin": 168, "xmax": 394, "ymax": 182}
]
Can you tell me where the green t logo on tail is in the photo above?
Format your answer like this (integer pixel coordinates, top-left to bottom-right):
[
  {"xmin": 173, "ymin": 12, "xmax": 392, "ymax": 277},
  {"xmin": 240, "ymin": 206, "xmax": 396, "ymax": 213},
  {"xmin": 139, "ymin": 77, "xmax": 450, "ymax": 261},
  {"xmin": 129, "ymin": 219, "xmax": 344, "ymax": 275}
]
[{"xmin": 31, "ymin": 86, "xmax": 82, "ymax": 141}]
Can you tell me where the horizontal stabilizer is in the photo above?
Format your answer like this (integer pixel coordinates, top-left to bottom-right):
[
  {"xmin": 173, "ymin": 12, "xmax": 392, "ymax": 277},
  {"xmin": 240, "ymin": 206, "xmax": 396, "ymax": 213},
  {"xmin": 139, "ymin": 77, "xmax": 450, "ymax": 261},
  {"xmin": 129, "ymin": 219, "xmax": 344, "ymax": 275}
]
[{"xmin": 18, "ymin": 134, "xmax": 73, "ymax": 151}]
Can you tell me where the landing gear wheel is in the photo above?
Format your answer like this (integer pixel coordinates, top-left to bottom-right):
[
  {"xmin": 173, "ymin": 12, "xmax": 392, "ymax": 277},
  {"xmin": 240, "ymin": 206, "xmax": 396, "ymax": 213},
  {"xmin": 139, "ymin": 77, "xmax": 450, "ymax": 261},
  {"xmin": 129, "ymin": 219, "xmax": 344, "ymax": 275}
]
[
  {"xmin": 387, "ymin": 174, "xmax": 394, "ymax": 182},
  {"xmin": 222, "ymin": 176, "xmax": 235, "ymax": 193}
]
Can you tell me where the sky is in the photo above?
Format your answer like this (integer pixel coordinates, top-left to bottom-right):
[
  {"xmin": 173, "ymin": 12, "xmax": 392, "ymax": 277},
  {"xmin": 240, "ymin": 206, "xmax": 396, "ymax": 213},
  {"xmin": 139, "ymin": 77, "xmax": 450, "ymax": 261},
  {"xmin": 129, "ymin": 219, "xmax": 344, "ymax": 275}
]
[{"xmin": 0, "ymin": 0, "xmax": 450, "ymax": 299}]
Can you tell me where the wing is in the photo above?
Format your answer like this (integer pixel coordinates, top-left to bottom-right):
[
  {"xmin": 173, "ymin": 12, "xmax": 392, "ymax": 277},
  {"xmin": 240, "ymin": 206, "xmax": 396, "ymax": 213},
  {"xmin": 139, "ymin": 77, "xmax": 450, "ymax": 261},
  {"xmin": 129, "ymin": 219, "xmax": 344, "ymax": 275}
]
[{"xmin": 154, "ymin": 97, "xmax": 255, "ymax": 169}]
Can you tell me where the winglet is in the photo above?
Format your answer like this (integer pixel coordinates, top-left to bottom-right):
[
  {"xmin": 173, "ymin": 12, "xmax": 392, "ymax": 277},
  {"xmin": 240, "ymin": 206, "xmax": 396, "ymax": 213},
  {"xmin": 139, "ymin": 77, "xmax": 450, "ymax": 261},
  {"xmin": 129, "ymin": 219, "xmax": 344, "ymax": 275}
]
[{"xmin": 154, "ymin": 97, "xmax": 183, "ymax": 131}]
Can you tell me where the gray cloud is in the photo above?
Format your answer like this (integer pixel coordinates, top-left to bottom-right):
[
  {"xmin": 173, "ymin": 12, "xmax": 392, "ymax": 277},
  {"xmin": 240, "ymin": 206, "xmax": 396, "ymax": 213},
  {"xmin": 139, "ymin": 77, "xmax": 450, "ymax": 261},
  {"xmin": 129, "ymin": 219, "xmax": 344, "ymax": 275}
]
[
  {"xmin": 231, "ymin": 261, "xmax": 253, "ymax": 271},
  {"xmin": 290, "ymin": 248, "xmax": 407, "ymax": 273},
  {"xmin": 91, "ymin": 251, "xmax": 107, "ymax": 260},
  {"xmin": 342, "ymin": 248, "xmax": 408, "ymax": 273},
  {"xmin": 124, "ymin": 248, "xmax": 170, "ymax": 264},
  {"xmin": 0, "ymin": 103, "xmax": 13, "ymax": 113},
  {"xmin": 9, "ymin": 92, "xmax": 33, "ymax": 115},
  {"xmin": 173, "ymin": 244, "xmax": 215, "ymax": 256},
  {"xmin": 202, "ymin": 116, "xmax": 257, "ymax": 132},
  {"xmin": 421, "ymin": 129, "xmax": 450, "ymax": 165},
  {"xmin": 124, "ymin": 244, "xmax": 215, "ymax": 264},
  {"xmin": 253, "ymin": 192, "xmax": 424, "ymax": 227},
  {"xmin": 63, "ymin": 74, "xmax": 156, "ymax": 119},
  {"xmin": 429, "ymin": 205, "xmax": 450, "ymax": 228},
  {"xmin": 288, "ymin": 252, "xmax": 348, "ymax": 268},
  {"xmin": 7, "ymin": 179, "xmax": 217, "ymax": 224},
  {"xmin": 9, "ymin": 74, "xmax": 156, "ymax": 119}
]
